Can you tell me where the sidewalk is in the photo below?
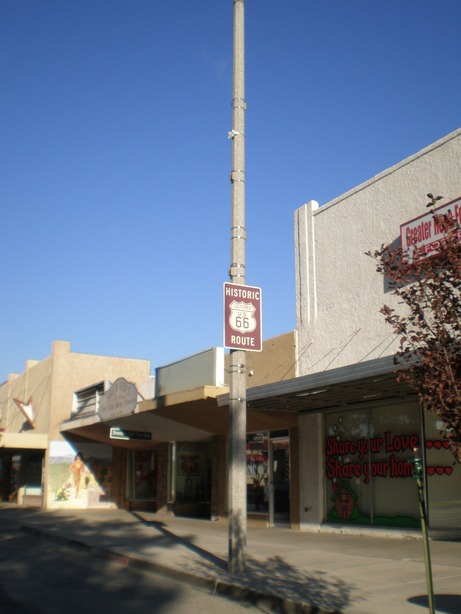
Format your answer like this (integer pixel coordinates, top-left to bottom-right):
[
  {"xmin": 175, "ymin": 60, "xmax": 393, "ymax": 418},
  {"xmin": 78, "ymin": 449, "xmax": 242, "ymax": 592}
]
[{"xmin": 1, "ymin": 505, "xmax": 460, "ymax": 614}]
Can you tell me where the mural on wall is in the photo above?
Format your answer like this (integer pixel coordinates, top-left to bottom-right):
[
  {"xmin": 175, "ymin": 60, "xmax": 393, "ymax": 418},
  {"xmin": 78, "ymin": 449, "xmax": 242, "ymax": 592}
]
[{"xmin": 48, "ymin": 441, "xmax": 113, "ymax": 509}]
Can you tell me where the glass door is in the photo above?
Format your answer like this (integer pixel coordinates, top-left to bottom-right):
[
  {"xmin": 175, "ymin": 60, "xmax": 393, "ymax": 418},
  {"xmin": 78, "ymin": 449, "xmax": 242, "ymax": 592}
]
[{"xmin": 269, "ymin": 436, "xmax": 290, "ymax": 526}]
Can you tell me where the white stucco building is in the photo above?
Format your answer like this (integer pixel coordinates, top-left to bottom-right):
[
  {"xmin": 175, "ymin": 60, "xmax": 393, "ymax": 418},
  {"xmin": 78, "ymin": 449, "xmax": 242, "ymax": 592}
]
[
  {"xmin": 295, "ymin": 128, "xmax": 461, "ymax": 375},
  {"xmin": 230, "ymin": 128, "xmax": 461, "ymax": 534}
]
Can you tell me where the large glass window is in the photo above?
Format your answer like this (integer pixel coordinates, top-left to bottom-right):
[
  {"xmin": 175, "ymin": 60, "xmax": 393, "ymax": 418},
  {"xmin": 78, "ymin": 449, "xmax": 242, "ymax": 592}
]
[
  {"xmin": 246, "ymin": 433, "xmax": 269, "ymax": 513},
  {"xmin": 325, "ymin": 403, "xmax": 421, "ymax": 528},
  {"xmin": 424, "ymin": 412, "xmax": 461, "ymax": 529},
  {"xmin": 175, "ymin": 442, "xmax": 210, "ymax": 503},
  {"xmin": 127, "ymin": 449, "xmax": 157, "ymax": 501}
]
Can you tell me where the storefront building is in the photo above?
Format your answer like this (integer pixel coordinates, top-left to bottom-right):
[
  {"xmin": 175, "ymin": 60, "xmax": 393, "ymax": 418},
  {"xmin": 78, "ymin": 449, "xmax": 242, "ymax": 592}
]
[
  {"xmin": 0, "ymin": 340, "xmax": 151, "ymax": 509},
  {"xmin": 1, "ymin": 335, "xmax": 296, "ymax": 521},
  {"xmin": 59, "ymin": 338, "xmax": 297, "ymax": 523},
  {"xmin": 220, "ymin": 128, "xmax": 461, "ymax": 534},
  {"xmin": 59, "ymin": 351, "xmax": 226, "ymax": 516},
  {"xmin": 229, "ymin": 355, "xmax": 460, "ymax": 534},
  {"xmin": 296, "ymin": 128, "xmax": 461, "ymax": 533}
]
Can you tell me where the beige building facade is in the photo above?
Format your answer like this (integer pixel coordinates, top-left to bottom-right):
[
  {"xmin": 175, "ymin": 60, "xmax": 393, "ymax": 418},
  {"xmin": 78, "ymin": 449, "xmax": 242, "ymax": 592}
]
[
  {"xmin": 58, "ymin": 333, "xmax": 297, "ymax": 525},
  {"xmin": 1, "ymin": 332, "xmax": 297, "ymax": 526},
  {"xmin": 0, "ymin": 340, "xmax": 150, "ymax": 508}
]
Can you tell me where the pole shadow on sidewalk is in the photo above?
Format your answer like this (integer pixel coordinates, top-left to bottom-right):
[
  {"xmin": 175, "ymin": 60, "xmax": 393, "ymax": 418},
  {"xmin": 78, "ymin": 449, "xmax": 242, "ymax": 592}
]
[
  {"xmin": 131, "ymin": 512, "xmax": 228, "ymax": 570},
  {"xmin": 131, "ymin": 512, "xmax": 356, "ymax": 612}
]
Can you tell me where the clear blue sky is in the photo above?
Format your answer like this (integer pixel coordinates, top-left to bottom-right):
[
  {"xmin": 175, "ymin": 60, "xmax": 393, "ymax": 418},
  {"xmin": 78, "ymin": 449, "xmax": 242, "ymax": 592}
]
[{"xmin": 1, "ymin": 0, "xmax": 461, "ymax": 382}]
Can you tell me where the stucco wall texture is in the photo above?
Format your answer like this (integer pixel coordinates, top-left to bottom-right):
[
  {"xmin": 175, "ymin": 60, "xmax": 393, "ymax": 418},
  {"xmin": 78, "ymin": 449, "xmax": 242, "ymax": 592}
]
[
  {"xmin": 294, "ymin": 128, "xmax": 461, "ymax": 377},
  {"xmin": 0, "ymin": 340, "xmax": 151, "ymax": 441}
]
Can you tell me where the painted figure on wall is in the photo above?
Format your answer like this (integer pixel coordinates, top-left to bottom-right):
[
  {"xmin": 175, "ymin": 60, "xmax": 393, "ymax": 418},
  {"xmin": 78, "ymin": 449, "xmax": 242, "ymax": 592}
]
[
  {"xmin": 70, "ymin": 452, "xmax": 86, "ymax": 497},
  {"xmin": 48, "ymin": 441, "xmax": 113, "ymax": 509}
]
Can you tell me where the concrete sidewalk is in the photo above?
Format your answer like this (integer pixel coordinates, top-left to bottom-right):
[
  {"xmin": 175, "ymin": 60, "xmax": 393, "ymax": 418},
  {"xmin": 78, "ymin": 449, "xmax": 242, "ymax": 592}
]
[{"xmin": 1, "ymin": 505, "xmax": 460, "ymax": 614}]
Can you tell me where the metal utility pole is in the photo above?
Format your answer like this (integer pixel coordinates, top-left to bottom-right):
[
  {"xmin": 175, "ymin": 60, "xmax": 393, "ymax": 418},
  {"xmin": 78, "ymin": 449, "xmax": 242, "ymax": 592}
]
[{"xmin": 228, "ymin": 0, "xmax": 247, "ymax": 574}]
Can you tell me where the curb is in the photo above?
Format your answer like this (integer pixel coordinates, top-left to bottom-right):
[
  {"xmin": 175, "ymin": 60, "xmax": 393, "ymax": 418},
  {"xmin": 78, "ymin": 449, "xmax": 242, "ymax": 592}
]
[{"xmin": 18, "ymin": 523, "xmax": 339, "ymax": 614}]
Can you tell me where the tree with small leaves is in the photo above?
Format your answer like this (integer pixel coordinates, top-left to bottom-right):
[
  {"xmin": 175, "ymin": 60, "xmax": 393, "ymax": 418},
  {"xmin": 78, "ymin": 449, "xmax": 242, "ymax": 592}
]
[{"xmin": 367, "ymin": 195, "xmax": 461, "ymax": 462}]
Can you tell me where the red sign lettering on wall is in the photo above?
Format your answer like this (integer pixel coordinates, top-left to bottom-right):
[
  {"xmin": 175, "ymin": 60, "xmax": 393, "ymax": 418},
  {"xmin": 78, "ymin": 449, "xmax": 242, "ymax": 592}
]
[{"xmin": 400, "ymin": 196, "xmax": 461, "ymax": 261}]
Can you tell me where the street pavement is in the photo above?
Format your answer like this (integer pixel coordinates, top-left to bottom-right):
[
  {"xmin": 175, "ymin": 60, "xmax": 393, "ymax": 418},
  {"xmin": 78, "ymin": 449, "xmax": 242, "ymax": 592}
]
[
  {"xmin": 0, "ymin": 521, "xmax": 265, "ymax": 614},
  {"xmin": 1, "ymin": 505, "xmax": 460, "ymax": 614}
]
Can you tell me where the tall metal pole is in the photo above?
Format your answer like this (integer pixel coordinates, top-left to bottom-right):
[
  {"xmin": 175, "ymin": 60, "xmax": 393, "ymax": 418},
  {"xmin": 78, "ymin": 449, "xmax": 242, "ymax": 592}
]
[{"xmin": 228, "ymin": 0, "xmax": 247, "ymax": 574}]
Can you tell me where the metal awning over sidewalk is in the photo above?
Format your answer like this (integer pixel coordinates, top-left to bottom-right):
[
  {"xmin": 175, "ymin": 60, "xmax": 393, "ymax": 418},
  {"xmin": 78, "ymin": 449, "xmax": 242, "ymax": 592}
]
[
  {"xmin": 60, "ymin": 357, "xmax": 415, "ymax": 446},
  {"xmin": 217, "ymin": 356, "xmax": 416, "ymax": 413}
]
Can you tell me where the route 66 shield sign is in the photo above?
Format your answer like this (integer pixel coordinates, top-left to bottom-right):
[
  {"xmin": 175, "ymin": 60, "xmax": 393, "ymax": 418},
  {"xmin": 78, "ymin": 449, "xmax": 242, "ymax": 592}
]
[{"xmin": 229, "ymin": 300, "xmax": 257, "ymax": 333}]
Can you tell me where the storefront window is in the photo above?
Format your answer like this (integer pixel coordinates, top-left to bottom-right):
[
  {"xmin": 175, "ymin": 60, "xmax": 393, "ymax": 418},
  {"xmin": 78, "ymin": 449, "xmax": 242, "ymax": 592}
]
[
  {"xmin": 175, "ymin": 442, "xmax": 210, "ymax": 503},
  {"xmin": 325, "ymin": 403, "xmax": 421, "ymax": 527},
  {"xmin": 2, "ymin": 453, "xmax": 44, "ymax": 503},
  {"xmin": 246, "ymin": 433, "xmax": 269, "ymax": 513},
  {"xmin": 271, "ymin": 435, "xmax": 290, "ymax": 522},
  {"xmin": 127, "ymin": 449, "xmax": 157, "ymax": 501},
  {"xmin": 424, "ymin": 412, "xmax": 461, "ymax": 529},
  {"xmin": 10, "ymin": 454, "xmax": 22, "ymax": 502}
]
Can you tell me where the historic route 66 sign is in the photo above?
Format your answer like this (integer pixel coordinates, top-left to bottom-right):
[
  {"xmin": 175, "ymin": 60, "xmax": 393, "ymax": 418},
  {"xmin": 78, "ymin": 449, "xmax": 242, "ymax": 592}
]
[{"xmin": 223, "ymin": 283, "xmax": 262, "ymax": 351}]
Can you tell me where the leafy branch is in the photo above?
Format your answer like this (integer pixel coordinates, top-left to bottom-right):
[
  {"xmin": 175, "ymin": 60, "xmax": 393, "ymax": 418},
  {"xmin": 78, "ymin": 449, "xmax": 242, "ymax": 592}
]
[{"xmin": 367, "ymin": 196, "xmax": 461, "ymax": 461}]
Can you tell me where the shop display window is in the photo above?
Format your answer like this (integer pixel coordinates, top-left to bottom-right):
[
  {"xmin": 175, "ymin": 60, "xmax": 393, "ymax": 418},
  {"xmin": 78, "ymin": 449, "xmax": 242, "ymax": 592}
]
[
  {"xmin": 174, "ymin": 442, "xmax": 210, "ymax": 503},
  {"xmin": 127, "ymin": 449, "xmax": 157, "ymax": 501},
  {"xmin": 2, "ymin": 452, "xmax": 44, "ymax": 503},
  {"xmin": 424, "ymin": 412, "xmax": 461, "ymax": 529},
  {"xmin": 246, "ymin": 433, "xmax": 269, "ymax": 513},
  {"xmin": 325, "ymin": 403, "xmax": 422, "ymax": 527}
]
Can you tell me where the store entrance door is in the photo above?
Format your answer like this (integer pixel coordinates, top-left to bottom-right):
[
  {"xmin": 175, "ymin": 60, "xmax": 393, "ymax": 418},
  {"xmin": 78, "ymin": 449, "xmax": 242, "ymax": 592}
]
[{"xmin": 269, "ymin": 436, "xmax": 290, "ymax": 526}]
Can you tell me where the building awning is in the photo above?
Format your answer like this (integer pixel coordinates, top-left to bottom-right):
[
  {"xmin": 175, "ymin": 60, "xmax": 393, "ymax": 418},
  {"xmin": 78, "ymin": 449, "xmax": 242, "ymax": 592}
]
[
  {"xmin": 217, "ymin": 356, "xmax": 416, "ymax": 413},
  {"xmin": 60, "ymin": 383, "xmax": 296, "ymax": 447},
  {"xmin": 60, "ymin": 358, "xmax": 416, "ymax": 447},
  {"xmin": 61, "ymin": 386, "xmax": 222, "ymax": 446}
]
